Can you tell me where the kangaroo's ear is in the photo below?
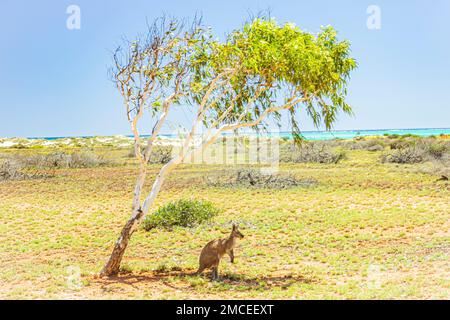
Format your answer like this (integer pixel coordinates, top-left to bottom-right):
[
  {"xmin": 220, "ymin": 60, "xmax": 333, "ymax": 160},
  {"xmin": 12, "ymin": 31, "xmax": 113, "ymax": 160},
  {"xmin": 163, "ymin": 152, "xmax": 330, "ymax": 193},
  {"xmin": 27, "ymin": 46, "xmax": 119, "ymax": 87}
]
[{"xmin": 232, "ymin": 224, "xmax": 237, "ymax": 231}]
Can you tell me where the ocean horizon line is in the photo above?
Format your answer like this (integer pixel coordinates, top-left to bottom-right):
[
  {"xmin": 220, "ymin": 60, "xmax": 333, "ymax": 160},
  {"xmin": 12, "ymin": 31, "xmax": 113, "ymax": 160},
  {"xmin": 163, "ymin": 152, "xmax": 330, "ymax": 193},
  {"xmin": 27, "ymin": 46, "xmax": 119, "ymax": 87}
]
[
  {"xmin": 1, "ymin": 127, "xmax": 449, "ymax": 141},
  {"xmin": 25, "ymin": 127, "xmax": 450, "ymax": 140}
]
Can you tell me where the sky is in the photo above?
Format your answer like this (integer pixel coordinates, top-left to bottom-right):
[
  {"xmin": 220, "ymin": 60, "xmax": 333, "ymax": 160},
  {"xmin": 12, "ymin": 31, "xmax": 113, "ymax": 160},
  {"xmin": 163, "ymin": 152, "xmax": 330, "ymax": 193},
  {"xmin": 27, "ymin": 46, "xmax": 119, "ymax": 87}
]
[{"xmin": 0, "ymin": 0, "xmax": 449, "ymax": 138}]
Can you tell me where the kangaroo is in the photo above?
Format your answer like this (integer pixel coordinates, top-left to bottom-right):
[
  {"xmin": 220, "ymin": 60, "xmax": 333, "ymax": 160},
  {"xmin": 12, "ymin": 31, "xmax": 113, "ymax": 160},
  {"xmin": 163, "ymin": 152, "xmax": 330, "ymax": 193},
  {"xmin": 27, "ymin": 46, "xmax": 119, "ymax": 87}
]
[{"xmin": 197, "ymin": 224, "xmax": 244, "ymax": 280}]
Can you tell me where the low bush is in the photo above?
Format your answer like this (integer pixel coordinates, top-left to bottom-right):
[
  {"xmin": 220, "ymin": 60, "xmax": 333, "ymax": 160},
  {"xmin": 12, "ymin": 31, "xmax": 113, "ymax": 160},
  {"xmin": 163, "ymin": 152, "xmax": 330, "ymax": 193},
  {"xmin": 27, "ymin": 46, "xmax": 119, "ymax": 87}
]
[
  {"xmin": 24, "ymin": 151, "xmax": 113, "ymax": 168},
  {"xmin": 426, "ymin": 141, "xmax": 449, "ymax": 159},
  {"xmin": 382, "ymin": 138, "xmax": 449, "ymax": 164},
  {"xmin": 414, "ymin": 160, "xmax": 450, "ymax": 179},
  {"xmin": 148, "ymin": 146, "xmax": 173, "ymax": 164},
  {"xmin": 0, "ymin": 159, "xmax": 24, "ymax": 180},
  {"xmin": 389, "ymin": 139, "xmax": 413, "ymax": 150},
  {"xmin": 142, "ymin": 199, "xmax": 219, "ymax": 231},
  {"xmin": 347, "ymin": 139, "xmax": 385, "ymax": 151},
  {"xmin": 0, "ymin": 159, "xmax": 48, "ymax": 181},
  {"xmin": 205, "ymin": 168, "xmax": 318, "ymax": 189},
  {"xmin": 367, "ymin": 144, "xmax": 385, "ymax": 152},
  {"xmin": 280, "ymin": 142, "xmax": 346, "ymax": 164},
  {"xmin": 128, "ymin": 146, "xmax": 173, "ymax": 164},
  {"xmin": 381, "ymin": 147, "xmax": 425, "ymax": 164}
]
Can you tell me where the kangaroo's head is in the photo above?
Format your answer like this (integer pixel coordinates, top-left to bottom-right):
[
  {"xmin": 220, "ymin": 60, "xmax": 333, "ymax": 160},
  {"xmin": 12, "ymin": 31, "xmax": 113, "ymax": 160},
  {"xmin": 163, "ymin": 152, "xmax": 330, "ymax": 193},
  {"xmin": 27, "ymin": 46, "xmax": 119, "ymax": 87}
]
[{"xmin": 231, "ymin": 224, "xmax": 244, "ymax": 239}]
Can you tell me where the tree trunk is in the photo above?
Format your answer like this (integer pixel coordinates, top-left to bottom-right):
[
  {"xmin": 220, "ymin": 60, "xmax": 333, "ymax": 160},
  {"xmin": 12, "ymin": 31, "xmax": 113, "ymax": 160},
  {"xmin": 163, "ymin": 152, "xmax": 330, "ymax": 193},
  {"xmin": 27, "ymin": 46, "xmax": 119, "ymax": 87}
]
[
  {"xmin": 100, "ymin": 160, "xmax": 175, "ymax": 277},
  {"xmin": 100, "ymin": 210, "xmax": 143, "ymax": 277},
  {"xmin": 100, "ymin": 140, "xmax": 190, "ymax": 277}
]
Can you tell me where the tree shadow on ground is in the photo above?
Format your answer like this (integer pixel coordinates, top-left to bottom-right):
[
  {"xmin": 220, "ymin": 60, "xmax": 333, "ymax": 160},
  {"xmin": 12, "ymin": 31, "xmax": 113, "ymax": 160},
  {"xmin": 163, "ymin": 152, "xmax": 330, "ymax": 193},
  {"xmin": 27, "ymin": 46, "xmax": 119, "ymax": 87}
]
[
  {"xmin": 92, "ymin": 267, "xmax": 317, "ymax": 291},
  {"xmin": 211, "ymin": 272, "xmax": 316, "ymax": 289}
]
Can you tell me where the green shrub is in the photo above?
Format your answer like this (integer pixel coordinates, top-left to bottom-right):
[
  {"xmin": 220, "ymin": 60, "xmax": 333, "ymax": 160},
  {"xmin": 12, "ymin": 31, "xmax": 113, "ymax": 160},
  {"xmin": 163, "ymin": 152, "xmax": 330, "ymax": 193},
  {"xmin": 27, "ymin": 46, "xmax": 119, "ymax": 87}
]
[
  {"xmin": 142, "ymin": 199, "xmax": 219, "ymax": 231},
  {"xmin": 389, "ymin": 139, "xmax": 412, "ymax": 150},
  {"xmin": 427, "ymin": 142, "xmax": 448, "ymax": 159}
]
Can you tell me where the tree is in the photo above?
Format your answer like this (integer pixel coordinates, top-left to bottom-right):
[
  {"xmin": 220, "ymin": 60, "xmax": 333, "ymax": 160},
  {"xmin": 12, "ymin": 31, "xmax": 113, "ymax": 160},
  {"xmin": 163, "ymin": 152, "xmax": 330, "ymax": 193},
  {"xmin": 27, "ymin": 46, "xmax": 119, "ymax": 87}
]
[{"xmin": 100, "ymin": 16, "xmax": 356, "ymax": 276}]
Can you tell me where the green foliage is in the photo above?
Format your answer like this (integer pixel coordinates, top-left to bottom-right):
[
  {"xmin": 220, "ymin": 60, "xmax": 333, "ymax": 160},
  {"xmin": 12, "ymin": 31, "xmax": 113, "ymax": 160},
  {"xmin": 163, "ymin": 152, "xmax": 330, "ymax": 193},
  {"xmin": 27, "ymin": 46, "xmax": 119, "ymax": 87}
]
[
  {"xmin": 208, "ymin": 18, "xmax": 357, "ymax": 139},
  {"xmin": 113, "ymin": 16, "xmax": 357, "ymax": 146},
  {"xmin": 142, "ymin": 199, "xmax": 219, "ymax": 231}
]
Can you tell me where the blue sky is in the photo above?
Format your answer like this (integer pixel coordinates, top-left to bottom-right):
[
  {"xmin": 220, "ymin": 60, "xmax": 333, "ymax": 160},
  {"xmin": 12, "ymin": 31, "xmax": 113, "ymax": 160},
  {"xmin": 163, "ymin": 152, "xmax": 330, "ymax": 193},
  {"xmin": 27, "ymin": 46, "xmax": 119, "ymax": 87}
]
[{"xmin": 0, "ymin": 0, "xmax": 449, "ymax": 138}]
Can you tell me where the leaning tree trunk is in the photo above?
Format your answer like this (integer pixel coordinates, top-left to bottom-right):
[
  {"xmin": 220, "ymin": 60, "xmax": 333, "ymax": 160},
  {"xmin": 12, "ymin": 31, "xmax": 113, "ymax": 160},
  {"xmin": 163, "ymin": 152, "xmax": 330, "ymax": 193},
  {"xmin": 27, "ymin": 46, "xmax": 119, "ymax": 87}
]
[
  {"xmin": 100, "ymin": 209, "xmax": 144, "ymax": 276},
  {"xmin": 100, "ymin": 158, "xmax": 176, "ymax": 277},
  {"xmin": 100, "ymin": 111, "xmax": 209, "ymax": 277}
]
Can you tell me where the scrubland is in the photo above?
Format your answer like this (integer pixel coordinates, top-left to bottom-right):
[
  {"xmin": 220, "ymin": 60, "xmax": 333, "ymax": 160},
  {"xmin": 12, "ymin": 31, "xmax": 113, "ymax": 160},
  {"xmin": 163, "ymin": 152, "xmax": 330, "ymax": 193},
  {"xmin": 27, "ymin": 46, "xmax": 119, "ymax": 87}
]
[{"xmin": 0, "ymin": 134, "xmax": 448, "ymax": 299}]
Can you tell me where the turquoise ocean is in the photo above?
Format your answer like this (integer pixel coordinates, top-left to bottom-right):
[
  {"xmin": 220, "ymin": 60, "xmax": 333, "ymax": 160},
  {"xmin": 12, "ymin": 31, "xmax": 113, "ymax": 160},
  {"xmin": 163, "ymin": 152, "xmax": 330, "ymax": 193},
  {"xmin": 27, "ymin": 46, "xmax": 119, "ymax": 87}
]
[{"xmin": 32, "ymin": 128, "xmax": 450, "ymax": 141}]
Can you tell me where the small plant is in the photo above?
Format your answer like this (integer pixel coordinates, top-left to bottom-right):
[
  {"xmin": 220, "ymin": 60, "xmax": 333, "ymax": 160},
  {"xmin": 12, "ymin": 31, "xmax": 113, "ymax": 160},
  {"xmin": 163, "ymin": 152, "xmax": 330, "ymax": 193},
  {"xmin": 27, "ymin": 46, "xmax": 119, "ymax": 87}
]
[{"xmin": 142, "ymin": 199, "xmax": 219, "ymax": 231}]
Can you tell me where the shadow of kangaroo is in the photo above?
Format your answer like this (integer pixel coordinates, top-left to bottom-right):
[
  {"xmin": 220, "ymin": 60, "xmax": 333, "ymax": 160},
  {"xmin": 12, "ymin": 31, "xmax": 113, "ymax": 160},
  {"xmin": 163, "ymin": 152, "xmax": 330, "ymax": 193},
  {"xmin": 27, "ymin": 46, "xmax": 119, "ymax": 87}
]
[{"xmin": 197, "ymin": 224, "xmax": 244, "ymax": 280}]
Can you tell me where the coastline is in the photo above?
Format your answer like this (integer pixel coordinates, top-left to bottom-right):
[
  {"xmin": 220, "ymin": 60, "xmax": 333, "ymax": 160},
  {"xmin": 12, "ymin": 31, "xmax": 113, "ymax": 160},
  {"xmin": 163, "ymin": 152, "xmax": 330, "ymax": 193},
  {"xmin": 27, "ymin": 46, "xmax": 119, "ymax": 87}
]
[{"xmin": 0, "ymin": 128, "xmax": 449, "ymax": 149}]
